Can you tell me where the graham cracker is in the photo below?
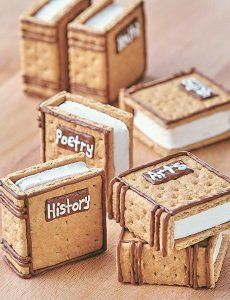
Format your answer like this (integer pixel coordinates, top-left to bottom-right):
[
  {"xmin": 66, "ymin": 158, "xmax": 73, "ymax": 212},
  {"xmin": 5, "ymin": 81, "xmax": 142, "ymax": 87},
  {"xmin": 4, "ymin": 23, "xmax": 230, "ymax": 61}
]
[
  {"xmin": 68, "ymin": 0, "xmax": 146, "ymax": 103},
  {"xmin": 117, "ymin": 228, "xmax": 229, "ymax": 289},
  {"xmin": 0, "ymin": 154, "xmax": 107, "ymax": 278},
  {"xmin": 108, "ymin": 151, "xmax": 230, "ymax": 256},
  {"xmin": 20, "ymin": 0, "xmax": 91, "ymax": 98},
  {"xmin": 38, "ymin": 91, "xmax": 133, "ymax": 192},
  {"xmin": 119, "ymin": 69, "xmax": 230, "ymax": 156}
]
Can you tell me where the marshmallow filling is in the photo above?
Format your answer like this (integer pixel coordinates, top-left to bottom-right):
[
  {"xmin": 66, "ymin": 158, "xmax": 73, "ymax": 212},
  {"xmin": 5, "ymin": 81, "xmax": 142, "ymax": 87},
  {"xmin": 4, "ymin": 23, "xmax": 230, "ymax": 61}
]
[
  {"xmin": 134, "ymin": 110, "xmax": 230, "ymax": 149},
  {"xmin": 174, "ymin": 202, "xmax": 230, "ymax": 240},
  {"xmin": 15, "ymin": 162, "xmax": 88, "ymax": 191},
  {"xmin": 84, "ymin": 3, "xmax": 124, "ymax": 29},
  {"xmin": 213, "ymin": 234, "xmax": 223, "ymax": 263},
  {"xmin": 34, "ymin": 0, "xmax": 74, "ymax": 21},
  {"xmin": 58, "ymin": 101, "xmax": 130, "ymax": 175}
]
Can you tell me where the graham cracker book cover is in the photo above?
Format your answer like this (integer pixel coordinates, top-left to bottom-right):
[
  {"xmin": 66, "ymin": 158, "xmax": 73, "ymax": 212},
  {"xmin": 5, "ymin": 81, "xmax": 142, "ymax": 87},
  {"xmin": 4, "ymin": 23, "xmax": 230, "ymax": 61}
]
[
  {"xmin": 68, "ymin": 0, "xmax": 146, "ymax": 103},
  {"xmin": 38, "ymin": 91, "xmax": 133, "ymax": 191},
  {"xmin": 0, "ymin": 154, "xmax": 106, "ymax": 278},
  {"xmin": 20, "ymin": 0, "xmax": 91, "ymax": 98}
]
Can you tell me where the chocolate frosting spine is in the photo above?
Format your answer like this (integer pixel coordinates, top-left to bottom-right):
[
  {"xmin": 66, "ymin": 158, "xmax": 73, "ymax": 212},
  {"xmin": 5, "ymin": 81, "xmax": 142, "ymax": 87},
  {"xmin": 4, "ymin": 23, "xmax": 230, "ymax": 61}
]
[
  {"xmin": 130, "ymin": 241, "xmax": 136, "ymax": 284},
  {"xmin": 120, "ymin": 186, "xmax": 129, "ymax": 227},
  {"xmin": 205, "ymin": 240, "xmax": 211, "ymax": 288},
  {"xmin": 137, "ymin": 241, "xmax": 143, "ymax": 284},
  {"xmin": 149, "ymin": 206, "xmax": 158, "ymax": 247}
]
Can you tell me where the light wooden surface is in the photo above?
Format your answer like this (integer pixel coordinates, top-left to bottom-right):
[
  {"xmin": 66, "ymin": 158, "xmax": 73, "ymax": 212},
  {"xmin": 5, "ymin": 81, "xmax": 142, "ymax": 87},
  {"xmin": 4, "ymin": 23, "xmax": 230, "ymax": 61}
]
[{"xmin": 0, "ymin": 0, "xmax": 229, "ymax": 299}]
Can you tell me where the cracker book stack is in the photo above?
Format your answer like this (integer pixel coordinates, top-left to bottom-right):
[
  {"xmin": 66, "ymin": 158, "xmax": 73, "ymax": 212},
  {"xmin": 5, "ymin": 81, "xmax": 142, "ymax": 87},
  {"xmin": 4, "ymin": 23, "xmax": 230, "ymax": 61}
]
[
  {"xmin": 120, "ymin": 68, "xmax": 230, "ymax": 156},
  {"xmin": 0, "ymin": 154, "xmax": 106, "ymax": 278},
  {"xmin": 38, "ymin": 91, "xmax": 133, "ymax": 190},
  {"xmin": 20, "ymin": 0, "xmax": 91, "ymax": 98},
  {"xmin": 108, "ymin": 151, "xmax": 230, "ymax": 288},
  {"xmin": 68, "ymin": 0, "xmax": 146, "ymax": 103},
  {"xmin": 118, "ymin": 229, "xmax": 229, "ymax": 288}
]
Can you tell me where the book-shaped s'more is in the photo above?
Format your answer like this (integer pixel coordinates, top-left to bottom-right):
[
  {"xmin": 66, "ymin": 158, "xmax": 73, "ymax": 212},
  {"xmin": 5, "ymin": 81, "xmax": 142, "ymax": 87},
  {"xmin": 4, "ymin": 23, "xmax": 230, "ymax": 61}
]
[
  {"xmin": 120, "ymin": 68, "xmax": 230, "ymax": 156},
  {"xmin": 38, "ymin": 91, "xmax": 133, "ymax": 190},
  {"xmin": 0, "ymin": 154, "xmax": 106, "ymax": 278},
  {"xmin": 108, "ymin": 151, "xmax": 230, "ymax": 256},
  {"xmin": 117, "ymin": 229, "xmax": 229, "ymax": 289},
  {"xmin": 20, "ymin": 0, "xmax": 91, "ymax": 98},
  {"xmin": 68, "ymin": 0, "xmax": 146, "ymax": 103}
]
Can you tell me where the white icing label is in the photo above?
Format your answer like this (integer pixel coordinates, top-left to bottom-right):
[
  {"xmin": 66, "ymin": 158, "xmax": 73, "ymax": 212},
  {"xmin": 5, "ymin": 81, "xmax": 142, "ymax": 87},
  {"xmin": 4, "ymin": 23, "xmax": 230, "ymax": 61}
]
[
  {"xmin": 55, "ymin": 126, "xmax": 95, "ymax": 159},
  {"xmin": 143, "ymin": 160, "xmax": 193, "ymax": 185},
  {"xmin": 117, "ymin": 20, "xmax": 140, "ymax": 53},
  {"xmin": 181, "ymin": 77, "xmax": 217, "ymax": 99},
  {"xmin": 45, "ymin": 188, "xmax": 90, "ymax": 221}
]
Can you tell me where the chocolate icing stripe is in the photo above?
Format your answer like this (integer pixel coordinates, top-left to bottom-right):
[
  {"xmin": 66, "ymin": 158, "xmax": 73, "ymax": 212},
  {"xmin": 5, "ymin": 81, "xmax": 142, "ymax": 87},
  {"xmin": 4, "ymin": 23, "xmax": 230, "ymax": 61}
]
[
  {"xmin": 149, "ymin": 205, "xmax": 158, "ymax": 247},
  {"xmin": 105, "ymin": 29, "xmax": 110, "ymax": 100},
  {"xmin": 68, "ymin": 42, "xmax": 106, "ymax": 52},
  {"xmin": 1, "ymin": 239, "xmax": 31, "ymax": 266},
  {"xmin": 69, "ymin": 26, "xmax": 104, "ymax": 37},
  {"xmin": 137, "ymin": 241, "xmax": 143, "ymax": 284},
  {"xmin": 185, "ymin": 247, "xmax": 191, "ymax": 286},
  {"xmin": 23, "ymin": 248, "xmax": 106, "ymax": 278},
  {"xmin": 23, "ymin": 75, "xmax": 60, "ymax": 89},
  {"xmin": 161, "ymin": 213, "xmax": 170, "ymax": 257},
  {"xmin": 205, "ymin": 239, "xmax": 211, "ymax": 288},
  {"xmin": 108, "ymin": 177, "xmax": 119, "ymax": 219},
  {"xmin": 120, "ymin": 186, "xmax": 129, "ymax": 227},
  {"xmin": 154, "ymin": 208, "xmax": 164, "ymax": 251},
  {"xmin": 189, "ymin": 246, "xmax": 194, "ymax": 287},
  {"xmin": 24, "ymin": 194, "xmax": 34, "ymax": 275},
  {"xmin": 193, "ymin": 244, "xmax": 199, "ymax": 289},
  {"xmin": 69, "ymin": 36, "xmax": 106, "ymax": 47},
  {"xmin": 40, "ymin": 110, "xmax": 46, "ymax": 162},
  {"xmin": 130, "ymin": 241, "xmax": 135, "ymax": 284},
  {"xmin": 0, "ymin": 192, "xmax": 27, "ymax": 219},
  {"xmin": 100, "ymin": 171, "xmax": 108, "ymax": 253},
  {"xmin": 115, "ymin": 183, "xmax": 124, "ymax": 223},
  {"xmin": 125, "ymin": 68, "xmax": 229, "ymax": 126},
  {"xmin": 2, "ymin": 256, "xmax": 31, "ymax": 279},
  {"xmin": 134, "ymin": 242, "xmax": 138, "ymax": 283},
  {"xmin": 70, "ymin": 83, "xmax": 108, "ymax": 97},
  {"xmin": 21, "ymin": 32, "xmax": 57, "ymax": 43}
]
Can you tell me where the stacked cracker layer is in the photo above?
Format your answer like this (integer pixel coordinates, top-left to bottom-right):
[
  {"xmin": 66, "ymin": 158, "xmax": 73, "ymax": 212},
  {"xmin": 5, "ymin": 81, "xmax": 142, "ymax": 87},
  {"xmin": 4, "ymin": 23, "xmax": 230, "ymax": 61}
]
[{"xmin": 108, "ymin": 151, "xmax": 230, "ymax": 288}]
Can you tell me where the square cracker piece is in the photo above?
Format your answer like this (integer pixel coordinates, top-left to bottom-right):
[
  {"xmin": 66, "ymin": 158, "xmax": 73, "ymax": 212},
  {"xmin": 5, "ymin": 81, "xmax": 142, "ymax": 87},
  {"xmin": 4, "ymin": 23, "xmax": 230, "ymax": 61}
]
[
  {"xmin": 117, "ymin": 229, "xmax": 229, "ymax": 289},
  {"xmin": 38, "ymin": 91, "xmax": 133, "ymax": 192},
  {"xmin": 119, "ymin": 68, "xmax": 230, "ymax": 156},
  {"xmin": 0, "ymin": 154, "xmax": 106, "ymax": 278},
  {"xmin": 108, "ymin": 151, "xmax": 230, "ymax": 256}
]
